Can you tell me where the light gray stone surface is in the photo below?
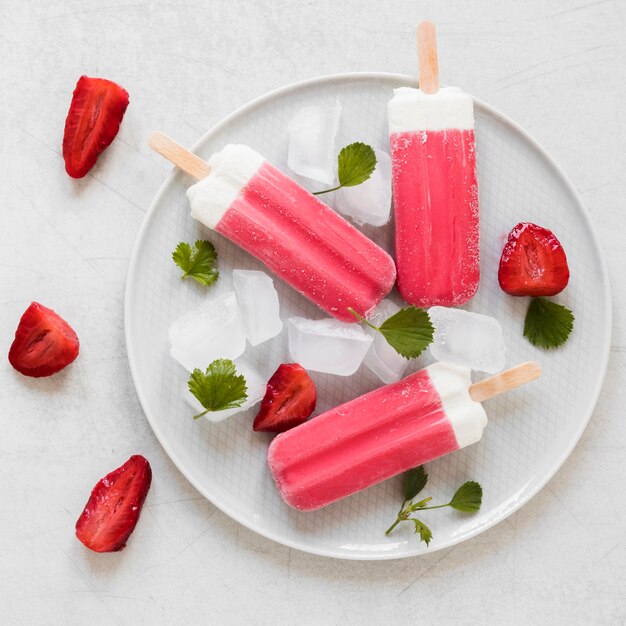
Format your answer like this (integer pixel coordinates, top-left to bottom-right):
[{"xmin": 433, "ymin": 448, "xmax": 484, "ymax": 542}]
[{"xmin": 1, "ymin": 1, "xmax": 624, "ymax": 623}]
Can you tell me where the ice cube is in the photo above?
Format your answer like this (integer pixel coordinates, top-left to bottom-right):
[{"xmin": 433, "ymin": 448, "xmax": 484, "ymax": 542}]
[
  {"xmin": 169, "ymin": 292, "xmax": 246, "ymax": 372},
  {"xmin": 184, "ymin": 359, "xmax": 267, "ymax": 423},
  {"xmin": 363, "ymin": 299, "xmax": 409, "ymax": 383},
  {"xmin": 232, "ymin": 269, "xmax": 283, "ymax": 346},
  {"xmin": 335, "ymin": 148, "xmax": 392, "ymax": 226},
  {"xmin": 287, "ymin": 101, "xmax": 342, "ymax": 184},
  {"xmin": 287, "ymin": 316, "xmax": 372, "ymax": 376},
  {"xmin": 428, "ymin": 307, "xmax": 506, "ymax": 374}
]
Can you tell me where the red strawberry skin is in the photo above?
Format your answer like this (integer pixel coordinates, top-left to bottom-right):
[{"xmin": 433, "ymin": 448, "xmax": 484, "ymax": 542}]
[
  {"xmin": 8, "ymin": 302, "xmax": 79, "ymax": 378},
  {"xmin": 62, "ymin": 76, "xmax": 129, "ymax": 178},
  {"xmin": 498, "ymin": 222, "xmax": 570, "ymax": 297},
  {"xmin": 75, "ymin": 455, "xmax": 152, "ymax": 553},
  {"xmin": 253, "ymin": 363, "xmax": 316, "ymax": 433}
]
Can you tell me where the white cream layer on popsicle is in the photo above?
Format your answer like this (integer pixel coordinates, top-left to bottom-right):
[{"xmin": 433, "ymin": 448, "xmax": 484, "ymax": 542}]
[
  {"xmin": 428, "ymin": 362, "xmax": 488, "ymax": 448},
  {"xmin": 182, "ymin": 144, "xmax": 397, "ymax": 324},
  {"xmin": 388, "ymin": 86, "xmax": 474, "ymax": 132},
  {"xmin": 186, "ymin": 144, "xmax": 264, "ymax": 228}
]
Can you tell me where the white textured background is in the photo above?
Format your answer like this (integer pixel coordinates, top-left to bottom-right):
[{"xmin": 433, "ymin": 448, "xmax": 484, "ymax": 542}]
[{"xmin": 0, "ymin": 1, "xmax": 624, "ymax": 624}]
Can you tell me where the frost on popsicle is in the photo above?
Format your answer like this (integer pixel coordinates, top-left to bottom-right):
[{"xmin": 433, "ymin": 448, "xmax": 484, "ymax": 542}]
[
  {"xmin": 287, "ymin": 316, "xmax": 372, "ymax": 376},
  {"xmin": 428, "ymin": 306, "xmax": 506, "ymax": 374},
  {"xmin": 168, "ymin": 292, "xmax": 246, "ymax": 371},
  {"xmin": 232, "ymin": 269, "xmax": 283, "ymax": 346},
  {"xmin": 287, "ymin": 101, "xmax": 341, "ymax": 184}
]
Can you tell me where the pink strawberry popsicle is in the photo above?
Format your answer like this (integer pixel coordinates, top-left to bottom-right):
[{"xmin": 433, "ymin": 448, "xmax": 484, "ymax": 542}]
[
  {"xmin": 389, "ymin": 22, "xmax": 480, "ymax": 307},
  {"xmin": 267, "ymin": 362, "xmax": 487, "ymax": 512},
  {"xmin": 268, "ymin": 361, "xmax": 541, "ymax": 512},
  {"xmin": 185, "ymin": 145, "xmax": 396, "ymax": 322}
]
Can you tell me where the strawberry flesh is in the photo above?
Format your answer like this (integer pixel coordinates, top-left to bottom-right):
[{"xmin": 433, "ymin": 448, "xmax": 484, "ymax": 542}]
[
  {"xmin": 63, "ymin": 76, "xmax": 129, "ymax": 178},
  {"xmin": 8, "ymin": 302, "xmax": 79, "ymax": 377},
  {"xmin": 498, "ymin": 222, "xmax": 570, "ymax": 297},
  {"xmin": 253, "ymin": 363, "xmax": 316, "ymax": 433},
  {"xmin": 75, "ymin": 455, "xmax": 152, "ymax": 553}
]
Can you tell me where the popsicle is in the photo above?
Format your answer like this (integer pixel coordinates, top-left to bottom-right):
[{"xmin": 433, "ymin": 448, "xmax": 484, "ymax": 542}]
[
  {"xmin": 149, "ymin": 133, "xmax": 396, "ymax": 323},
  {"xmin": 388, "ymin": 22, "xmax": 480, "ymax": 307},
  {"xmin": 267, "ymin": 361, "xmax": 540, "ymax": 511}
]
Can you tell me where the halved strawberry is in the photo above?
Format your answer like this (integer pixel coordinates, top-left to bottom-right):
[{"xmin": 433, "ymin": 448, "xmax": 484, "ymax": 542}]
[
  {"xmin": 75, "ymin": 455, "xmax": 152, "ymax": 553},
  {"xmin": 498, "ymin": 222, "xmax": 570, "ymax": 297},
  {"xmin": 8, "ymin": 302, "xmax": 79, "ymax": 377},
  {"xmin": 62, "ymin": 76, "xmax": 129, "ymax": 178},
  {"xmin": 253, "ymin": 363, "xmax": 316, "ymax": 433}
]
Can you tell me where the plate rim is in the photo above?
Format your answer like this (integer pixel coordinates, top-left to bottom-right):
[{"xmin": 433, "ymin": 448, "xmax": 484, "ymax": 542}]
[{"xmin": 124, "ymin": 71, "xmax": 612, "ymax": 560}]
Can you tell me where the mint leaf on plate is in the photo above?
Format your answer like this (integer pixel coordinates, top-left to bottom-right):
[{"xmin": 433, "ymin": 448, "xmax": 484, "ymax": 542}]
[
  {"xmin": 412, "ymin": 519, "xmax": 433, "ymax": 546},
  {"xmin": 172, "ymin": 240, "xmax": 219, "ymax": 287},
  {"xmin": 188, "ymin": 359, "xmax": 247, "ymax": 419},
  {"xmin": 448, "ymin": 481, "xmax": 483, "ymax": 513},
  {"xmin": 337, "ymin": 142, "xmax": 377, "ymax": 187},
  {"xmin": 350, "ymin": 306, "xmax": 434, "ymax": 359},
  {"xmin": 313, "ymin": 142, "xmax": 377, "ymax": 195},
  {"xmin": 524, "ymin": 297, "xmax": 574, "ymax": 349},
  {"xmin": 403, "ymin": 466, "xmax": 428, "ymax": 501}
]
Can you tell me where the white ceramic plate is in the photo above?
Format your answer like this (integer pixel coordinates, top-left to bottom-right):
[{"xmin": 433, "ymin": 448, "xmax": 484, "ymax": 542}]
[{"xmin": 125, "ymin": 73, "xmax": 611, "ymax": 560}]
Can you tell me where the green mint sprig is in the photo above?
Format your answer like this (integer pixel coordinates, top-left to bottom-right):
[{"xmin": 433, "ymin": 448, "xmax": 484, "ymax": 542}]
[
  {"xmin": 188, "ymin": 359, "xmax": 248, "ymax": 419},
  {"xmin": 313, "ymin": 142, "xmax": 377, "ymax": 195},
  {"xmin": 524, "ymin": 297, "xmax": 574, "ymax": 349},
  {"xmin": 348, "ymin": 306, "xmax": 434, "ymax": 359},
  {"xmin": 172, "ymin": 240, "xmax": 219, "ymax": 287},
  {"xmin": 385, "ymin": 465, "xmax": 483, "ymax": 545}
]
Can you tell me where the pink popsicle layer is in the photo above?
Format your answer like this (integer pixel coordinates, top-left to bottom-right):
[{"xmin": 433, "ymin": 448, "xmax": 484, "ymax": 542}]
[
  {"xmin": 390, "ymin": 128, "xmax": 479, "ymax": 307},
  {"xmin": 187, "ymin": 145, "xmax": 396, "ymax": 323},
  {"xmin": 267, "ymin": 362, "xmax": 486, "ymax": 512}
]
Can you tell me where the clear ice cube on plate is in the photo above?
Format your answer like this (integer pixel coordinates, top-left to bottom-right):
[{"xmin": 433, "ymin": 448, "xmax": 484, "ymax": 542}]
[
  {"xmin": 287, "ymin": 316, "xmax": 373, "ymax": 376},
  {"xmin": 232, "ymin": 269, "xmax": 283, "ymax": 346},
  {"xmin": 428, "ymin": 306, "xmax": 506, "ymax": 374},
  {"xmin": 184, "ymin": 359, "xmax": 267, "ymax": 423},
  {"xmin": 287, "ymin": 101, "xmax": 342, "ymax": 184},
  {"xmin": 363, "ymin": 299, "xmax": 409, "ymax": 383},
  {"xmin": 169, "ymin": 292, "xmax": 246, "ymax": 372},
  {"xmin": 335, "ymin": 148, "xmax": 392, "ymax": 226}
]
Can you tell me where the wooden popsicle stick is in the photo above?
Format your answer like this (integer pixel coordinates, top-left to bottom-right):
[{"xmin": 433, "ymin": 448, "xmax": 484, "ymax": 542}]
[
  {"xmin": 148, "ymin": 131, "xmax": 211, "ymax": 180},
  {"xmin": 417, "ymin": 21, "xmax": 440, "ymax": 94},
  {"xmin": 469, "ymin": 362, "xmax": 542, "ymax": 402}
]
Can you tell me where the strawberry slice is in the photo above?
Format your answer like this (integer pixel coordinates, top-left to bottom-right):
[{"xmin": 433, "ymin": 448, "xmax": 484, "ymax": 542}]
[
  {"xmin": 62, "ymin": 76, "xmax": 129, "ymax": 178},
  {"xmin": 75, "ymin": 455, "xmax": 152, "ymax": 553},
  {"xmin": 253, "ymin": 363, "xmax": 316, "ymax": 433},
  {"xmin": 8, "ymin": 302, "xmax": 79, "ymax": 378},
  {"xmin": 498, "ymin": 222, "xmax": 570, "ymax": 297}
]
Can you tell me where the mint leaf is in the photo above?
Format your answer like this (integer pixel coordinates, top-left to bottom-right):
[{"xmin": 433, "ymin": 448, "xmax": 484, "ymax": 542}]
[
  {"xmin": 172, "ymin": 240, "xmax": 218, "ymax": 287},
  {"xmin": 412, "ymin": 519, "xmax": 433, "ymax": 546},
  {"xmin": 348, "ymin": 306, "xmax": 434, "ymax": 359},
  {"xmin": 403, "ymin": 466, "xmax": 428, "ymax": 501},
  {"xmin": 376, "ymin": 306, "xmax": 434, "ymax": 359},
  {"xmin": 524, "ymin": 297, "xmax": 574, "ymax": 349},
  {"xmin": 337, "ymin": 142, "xmax": 377, "ymax": 187},
  {"xmin": 449, "ymin": 481, "xmax": 483, "ymax": 512},
  {"xmin": 188, "ymin": 359, "xmax": 247, "ymax": 419},
  {"xmin": 313, "ymin": 142, "xmax": 377, "ymax": 195}
]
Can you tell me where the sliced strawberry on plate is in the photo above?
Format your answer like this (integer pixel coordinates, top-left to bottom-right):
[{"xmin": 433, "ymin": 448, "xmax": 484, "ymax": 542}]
[
  {"xmin": 498, "ymin": 222, "xmax": 570, "ymax": 297},
  {"xmin": 253, "ymin": 363, "xmax": 317, "ymax": 433},
  {"xmin": 62, "ymin": 76, "xmax": 129, "ymax": 178},
  {"xmin": 75, "ymin": 455, "xmax": 152, "ymax": 553},
  {"xmin": 8, "ymin": 302, "xmax": 80, "ymax": 378}
]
